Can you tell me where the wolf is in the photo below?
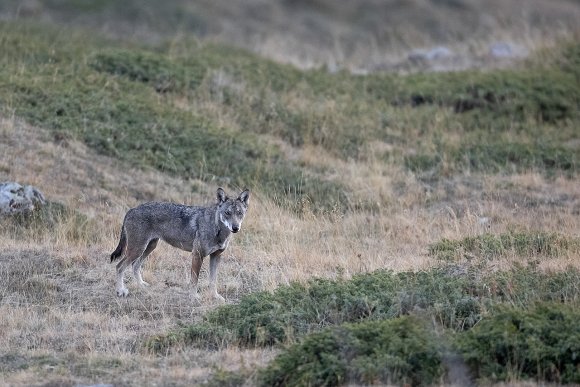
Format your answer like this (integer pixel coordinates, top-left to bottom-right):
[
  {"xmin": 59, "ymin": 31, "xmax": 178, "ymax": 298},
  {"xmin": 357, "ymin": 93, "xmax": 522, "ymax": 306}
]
[{"xmin": 110, "ymin": 188, "xmax": 249, "ymax": 301}]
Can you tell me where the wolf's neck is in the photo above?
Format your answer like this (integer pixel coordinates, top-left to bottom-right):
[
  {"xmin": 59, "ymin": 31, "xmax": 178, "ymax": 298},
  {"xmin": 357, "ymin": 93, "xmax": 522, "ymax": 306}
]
[{"xmin": 213, "ymin": 207, "xmax": 231, "ymax": 240}]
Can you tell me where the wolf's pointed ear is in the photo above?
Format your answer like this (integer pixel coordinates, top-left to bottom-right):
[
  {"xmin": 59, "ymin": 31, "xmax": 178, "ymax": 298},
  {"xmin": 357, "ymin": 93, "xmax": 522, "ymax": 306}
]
[
  {"xmin": 216, "ymin": 187, "xmax": 228, "ymax": 204},
  {"xmin": 238, "ymin": 189, "xmax": 250, "ymax": 206}
]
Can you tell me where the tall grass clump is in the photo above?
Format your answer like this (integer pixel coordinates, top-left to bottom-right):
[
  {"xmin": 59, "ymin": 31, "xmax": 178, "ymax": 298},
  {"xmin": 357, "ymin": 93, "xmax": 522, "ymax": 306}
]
[{"xmin": 0, "ymin": 201, "xmax": 94, "ymax": 243}]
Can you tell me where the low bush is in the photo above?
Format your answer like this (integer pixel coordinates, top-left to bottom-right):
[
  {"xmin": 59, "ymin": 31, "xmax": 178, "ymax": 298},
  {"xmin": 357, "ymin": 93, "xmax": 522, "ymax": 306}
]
[
  {"xmin": 146, "ymin": 265, "xmax": 580, "ymax": 352},
  {"xmin": 456, "ymin": 303, "xmax": 580, "ymax": 383},
  {"xmin": 259, "ymin": 316, "xmax": 443, "ymax": 387},
  {"xmin": 146, "ymin": 269, "xmax": 477, "ymax": 352},
  {"xmin": 90, "ymin": 49, "xmax": 206, "ymax": 93}
]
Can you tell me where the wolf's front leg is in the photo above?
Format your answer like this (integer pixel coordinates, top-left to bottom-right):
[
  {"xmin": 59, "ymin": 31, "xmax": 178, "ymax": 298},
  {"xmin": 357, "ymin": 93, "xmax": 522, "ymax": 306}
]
[
  {"xmin": 209, "ymin": 251, "xmax": 225, "ymax": 302},
  {"xmin": 191, "ymin": 252, "xmax": 203, "ymax": 300}
]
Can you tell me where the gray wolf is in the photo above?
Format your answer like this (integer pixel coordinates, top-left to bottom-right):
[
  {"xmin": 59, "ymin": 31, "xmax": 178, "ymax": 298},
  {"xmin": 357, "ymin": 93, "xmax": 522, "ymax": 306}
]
[{"xmin": 110, "ymin": 188, "xmax": 249, "ymax": 300}]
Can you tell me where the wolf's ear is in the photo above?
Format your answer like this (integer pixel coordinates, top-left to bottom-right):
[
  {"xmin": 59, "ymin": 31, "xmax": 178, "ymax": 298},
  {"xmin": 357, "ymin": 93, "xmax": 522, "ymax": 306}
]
[
  {"xmin": 238, "ymin": 189, "xmax": 250, "ymax": 206},
  {"xmin": 216, "ymin": 187, "xmax": 228, "ymax": 204}
]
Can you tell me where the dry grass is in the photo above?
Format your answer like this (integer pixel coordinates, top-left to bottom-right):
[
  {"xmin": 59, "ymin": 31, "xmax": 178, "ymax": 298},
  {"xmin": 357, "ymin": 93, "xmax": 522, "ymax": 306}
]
[{"xmin": 1, "ymin": 116, "xmax": 579, "ymax": 385}]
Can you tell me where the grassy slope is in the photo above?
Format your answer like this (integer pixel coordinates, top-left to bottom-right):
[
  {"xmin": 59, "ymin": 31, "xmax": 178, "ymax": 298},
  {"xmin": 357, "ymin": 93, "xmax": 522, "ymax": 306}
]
[
  {"xmin": 1, "ymin": 22, "xmax": 578, "ymax": 210},
  {"xmin": 0, "ymin": 19, "xmax": 579, "ymax": 386}
]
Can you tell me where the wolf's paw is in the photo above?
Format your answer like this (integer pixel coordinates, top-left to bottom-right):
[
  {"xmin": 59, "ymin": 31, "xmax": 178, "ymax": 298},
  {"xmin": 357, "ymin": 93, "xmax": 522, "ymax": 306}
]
[
  {"xmin": 116, "ymin": 288, "xmax": 129, "ymax": 297},
  {"xmin": 138, "ymin": 280, "xmax": 150, "ymax": 288},
  {"xmin": 213, "ymin": 292, "xmax": 226, "ymax": 302}
]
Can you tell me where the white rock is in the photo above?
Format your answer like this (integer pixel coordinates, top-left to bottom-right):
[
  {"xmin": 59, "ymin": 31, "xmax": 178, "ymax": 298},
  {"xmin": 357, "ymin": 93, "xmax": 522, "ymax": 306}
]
[{"xmin": 0, "ymin": 182, "xmax": 46, "ymax": 215}]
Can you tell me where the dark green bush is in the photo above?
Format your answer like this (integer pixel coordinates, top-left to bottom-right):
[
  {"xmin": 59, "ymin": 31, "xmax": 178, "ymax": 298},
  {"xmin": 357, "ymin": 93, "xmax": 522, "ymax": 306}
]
[
  {"xmin": 259, "ymin": 317, "xmax": 443, "ymax": 387},
  {"xmin": 456, "ymin": 303, "xmax": 580, "ymax": 383},
  {"xmin": 90, "ymin": 49, "xmax": 206, "ymax": 93}
]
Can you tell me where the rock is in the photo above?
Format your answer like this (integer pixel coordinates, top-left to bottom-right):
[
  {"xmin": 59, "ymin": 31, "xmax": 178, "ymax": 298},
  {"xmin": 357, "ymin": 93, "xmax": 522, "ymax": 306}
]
[
  {"xmin": 0, "ymin": 182, "xmax": 46, "ymax": 215},
  {"xmin": 489, "ymin": 42, "xmax": 528, "ymax": 58},
  {"xmin": 408, "ymin": 46, "xmax": 454, "ymax": 63}
]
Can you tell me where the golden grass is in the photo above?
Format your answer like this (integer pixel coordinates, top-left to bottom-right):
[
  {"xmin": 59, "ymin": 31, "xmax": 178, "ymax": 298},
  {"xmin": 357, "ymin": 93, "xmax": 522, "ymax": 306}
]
[{"xmin": 1, "ymin": 117, "xmax": 579, "ymax": 385}]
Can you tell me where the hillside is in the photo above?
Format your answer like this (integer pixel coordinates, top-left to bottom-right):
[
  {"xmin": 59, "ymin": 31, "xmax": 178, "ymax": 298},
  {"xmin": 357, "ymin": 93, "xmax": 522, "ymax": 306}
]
[
  {"xmin": 0, "ymin": 3, "xmax": 579, "ymax": 386},
  {"xmin": 2, "ymin": 0, "xmax": 580, "ymax": 71}
]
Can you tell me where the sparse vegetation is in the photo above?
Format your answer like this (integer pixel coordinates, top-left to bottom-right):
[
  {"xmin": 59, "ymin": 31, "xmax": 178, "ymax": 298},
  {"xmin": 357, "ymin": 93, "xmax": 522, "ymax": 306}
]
[
  {"xmin": 1, "ymin": 201, "xmax": 94, "ymax": 243},
  {"xmin": 429, "ymin": 232, "xmax": 580, "ymax": 261}
]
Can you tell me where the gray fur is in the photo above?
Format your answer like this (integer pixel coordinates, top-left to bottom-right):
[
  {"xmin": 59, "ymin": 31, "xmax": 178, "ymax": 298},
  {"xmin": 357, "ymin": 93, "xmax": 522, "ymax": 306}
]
[{"xmin": 111, "ymin": 187, "xmax": 249, "ymax": 300}]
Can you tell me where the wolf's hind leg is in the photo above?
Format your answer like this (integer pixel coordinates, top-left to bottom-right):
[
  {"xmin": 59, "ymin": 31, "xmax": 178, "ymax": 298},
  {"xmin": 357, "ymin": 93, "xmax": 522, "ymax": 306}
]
[
  {"xmin": 116, "ymin": 241, "xmax": 147, "ymax": 297},
  {"xmin": 132, "ymin": 238, "xmax": 158, "ymax": 287},
  {"xmin": 191, "ymin": 251, "xmax": 204, "ymax": 300},
  {"xmin": 115, "ymin": 257, "xmax": 131, "ymax": 297}
]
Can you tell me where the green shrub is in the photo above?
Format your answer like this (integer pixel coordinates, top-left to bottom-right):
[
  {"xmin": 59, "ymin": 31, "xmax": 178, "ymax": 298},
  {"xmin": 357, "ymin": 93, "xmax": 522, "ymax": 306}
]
[
  {"xmin": 90, "ymin": 49, "xmax": 206, "ymax": 93},
  {"xmin": 368, "ymin": 56, "xmax": 580, "ymax": 125},
  {"xmin": 457, "ymin": 143, "xmax": 577, "ymax": 174},
  {"xmin": 259, "ymin": 317, "xmax": 443, "ymax": 387},
  {"xmin": 406, "ymin": 142, "xmax": 578, "ymax": 176},
  {"xmin": 456, "ymin": 303, "xmax": 580, "ymax": 383},
  {"xmin": 429, "ymin": 232, "xmax": 579, "ymax": 261},
  {"xmin": 146, "ymin": 265, "xmax": 580, "ymax": 352}
]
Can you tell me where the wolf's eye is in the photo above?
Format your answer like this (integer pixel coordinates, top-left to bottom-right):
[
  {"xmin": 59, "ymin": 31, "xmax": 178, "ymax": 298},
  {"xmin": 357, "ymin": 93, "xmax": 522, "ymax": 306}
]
[
  {"xmin": 236, "ymin": 211, "xmax": 242, "ymax": 216},
  {"xmin": 225, "ymin": 210, "xmax": 232, "ymax": 216}
]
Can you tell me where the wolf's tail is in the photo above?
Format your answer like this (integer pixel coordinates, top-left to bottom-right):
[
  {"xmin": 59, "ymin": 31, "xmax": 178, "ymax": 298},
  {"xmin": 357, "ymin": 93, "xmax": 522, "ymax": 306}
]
[{"xmin": 110, "ymin": 226, "xmax": 126, "ymax": 263}]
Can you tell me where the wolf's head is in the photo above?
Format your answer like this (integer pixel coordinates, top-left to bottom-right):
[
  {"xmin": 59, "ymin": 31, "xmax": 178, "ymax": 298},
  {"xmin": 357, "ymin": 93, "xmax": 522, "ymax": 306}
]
[{"xmin": 216, "ymin": 188, "xmax": 250, "ymax": 233}]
